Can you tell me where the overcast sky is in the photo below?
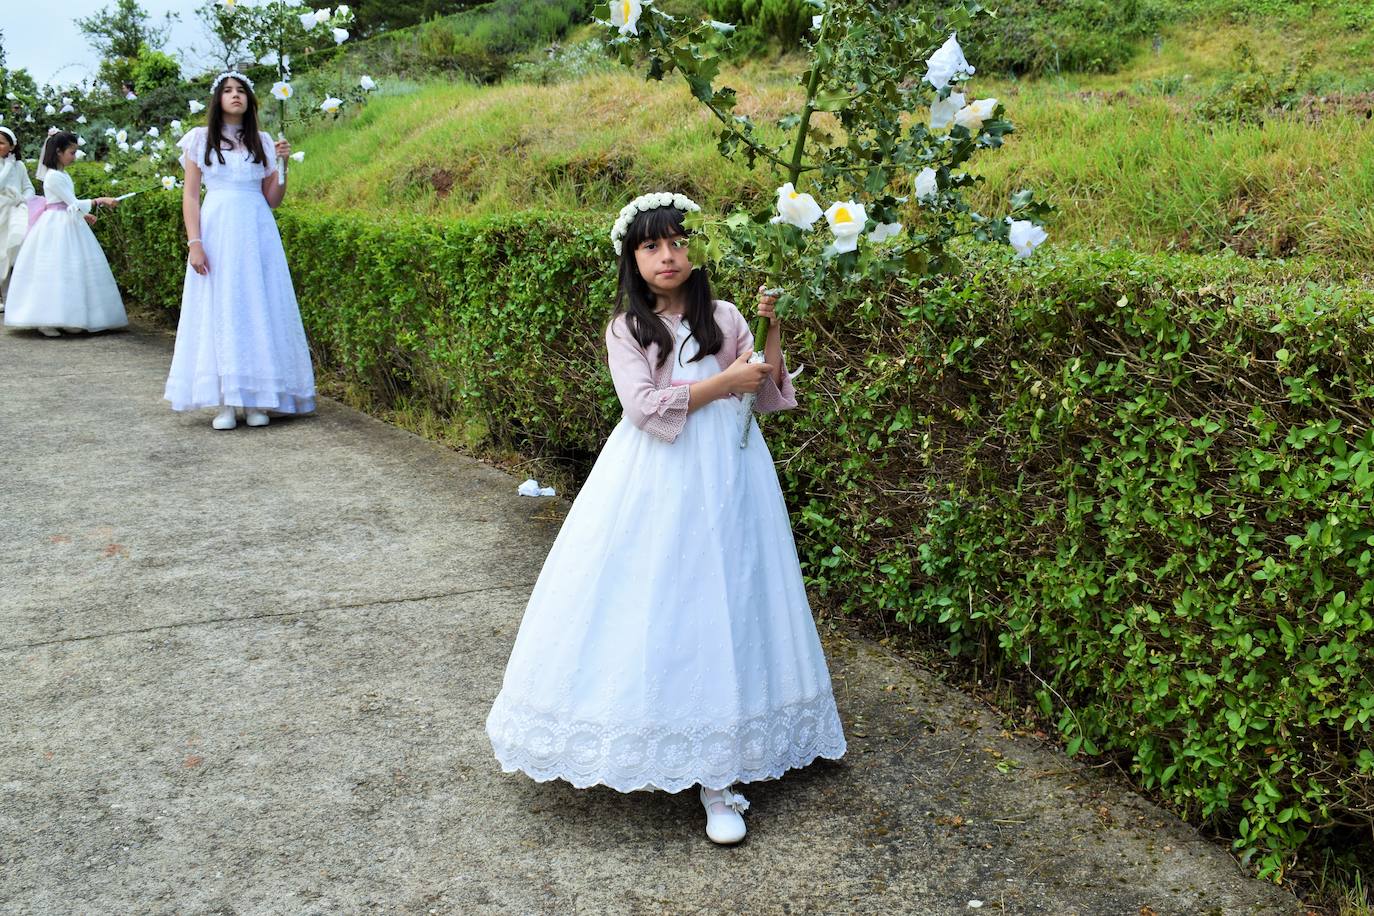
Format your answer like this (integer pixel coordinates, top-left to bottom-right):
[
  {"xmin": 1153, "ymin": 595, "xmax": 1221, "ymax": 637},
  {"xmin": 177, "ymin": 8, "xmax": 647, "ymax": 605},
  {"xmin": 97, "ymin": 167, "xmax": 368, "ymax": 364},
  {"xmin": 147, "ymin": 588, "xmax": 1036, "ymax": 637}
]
[{"xmin": 7, "ymin": 1, "xmax": 211, "ymax": 87}]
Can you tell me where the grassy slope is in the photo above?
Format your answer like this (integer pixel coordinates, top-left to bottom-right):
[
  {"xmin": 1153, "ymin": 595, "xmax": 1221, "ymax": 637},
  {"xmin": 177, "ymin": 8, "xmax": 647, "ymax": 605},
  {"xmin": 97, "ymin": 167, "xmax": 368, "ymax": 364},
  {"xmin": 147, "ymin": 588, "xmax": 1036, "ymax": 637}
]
[{"xmin": 286, "ymin": 13, "xmax": 1374, "ymax": 270}]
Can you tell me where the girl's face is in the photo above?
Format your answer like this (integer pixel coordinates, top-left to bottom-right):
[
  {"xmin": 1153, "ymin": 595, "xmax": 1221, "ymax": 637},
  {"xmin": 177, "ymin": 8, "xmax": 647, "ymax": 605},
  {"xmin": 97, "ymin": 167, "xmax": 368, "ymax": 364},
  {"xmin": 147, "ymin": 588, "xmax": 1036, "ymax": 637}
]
[
  {"xmin": 58, "ymin": 144, "xmax": 77, "ymax": 167},
  {"xmin": 219, "ymin": 79, "xmax": 250, "ymax": 116},
  {"xmin": 0, "ymin": 136, "xmax": 12, "ymax": 159},
  {"xmin": 634, "ymin": 233, "xmax": 693, "ymax": 300}
]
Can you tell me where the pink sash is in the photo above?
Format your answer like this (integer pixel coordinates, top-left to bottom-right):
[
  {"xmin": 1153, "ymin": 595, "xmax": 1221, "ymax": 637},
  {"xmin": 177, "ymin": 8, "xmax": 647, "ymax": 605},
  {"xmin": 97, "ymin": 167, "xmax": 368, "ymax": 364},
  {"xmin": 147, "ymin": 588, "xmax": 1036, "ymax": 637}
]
[{"xmin": 27, "ymin": 199, "xmax": 67, "ymax": 233}]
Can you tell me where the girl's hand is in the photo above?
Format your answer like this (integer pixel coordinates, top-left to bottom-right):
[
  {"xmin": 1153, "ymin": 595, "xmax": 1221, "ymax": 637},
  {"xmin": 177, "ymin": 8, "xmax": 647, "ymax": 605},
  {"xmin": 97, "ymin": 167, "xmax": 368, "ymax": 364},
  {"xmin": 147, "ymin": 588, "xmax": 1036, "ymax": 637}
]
[
  {"xmin": 188, "ymin": 243, "xmax": 209, "ymax": 276},
  {"xmin": 83, "ymin": 213, "xmax": 97, "ymax": 227},
  {"xmin": 94, "ymin": 197, "xmax": 118, "ymax": 208},
  {"xmin": 757, "ymin": 285, "xmax": 781, "ymax": 323},
  {"xmin": 721, "ymin": 350, "xmax": 773, "ymax": 395},
  {"xmin": 274, "ymin": 138, "xmax": 291, "ymax": 160}
]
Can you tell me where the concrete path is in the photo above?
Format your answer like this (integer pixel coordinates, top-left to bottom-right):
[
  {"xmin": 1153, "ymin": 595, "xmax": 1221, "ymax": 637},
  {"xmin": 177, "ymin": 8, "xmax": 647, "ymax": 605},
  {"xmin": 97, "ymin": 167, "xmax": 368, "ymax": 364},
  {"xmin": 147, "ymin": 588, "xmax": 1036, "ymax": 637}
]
[{"xmin": 0, "ymin": 326, "xmax": 1300, "ymax": 915}]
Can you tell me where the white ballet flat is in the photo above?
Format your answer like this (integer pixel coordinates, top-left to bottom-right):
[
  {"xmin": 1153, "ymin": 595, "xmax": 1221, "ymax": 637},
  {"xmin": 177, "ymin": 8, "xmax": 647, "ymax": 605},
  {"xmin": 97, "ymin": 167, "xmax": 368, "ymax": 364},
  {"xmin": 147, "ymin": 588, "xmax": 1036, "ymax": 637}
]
[
  {"xmin": 211, "ymin": 406, "xmax": 238, "ymax": 430},
  {"xmin": 700, "ymin": 785, "xmax": 748, "ymax": 845},
  {"xmin": 37, "ymin": 327, "xmax": 61, "ymax": 337},
  {"xmin": 244, "ymin": 409, "xmax": 270, "ymax": 427}
]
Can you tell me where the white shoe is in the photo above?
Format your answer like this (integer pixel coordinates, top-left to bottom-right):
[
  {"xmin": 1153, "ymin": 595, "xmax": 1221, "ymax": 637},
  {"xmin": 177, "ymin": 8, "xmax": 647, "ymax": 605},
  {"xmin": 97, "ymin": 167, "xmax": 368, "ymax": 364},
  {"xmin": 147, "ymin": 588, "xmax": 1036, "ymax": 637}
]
[
  {"xmin": 211, "ymin": 406, "xmax": 238, "ymax": 430},
  {"xmin": 244, "ymin": 409, "xmax": 270, "ymax": 427},
  {"xmin": 37, "ymin": 327, "xmax": 61, "ymax": 337},
  {"xmin": 700, "ymin": 785, "xmax": 748, "ymax": 845}
]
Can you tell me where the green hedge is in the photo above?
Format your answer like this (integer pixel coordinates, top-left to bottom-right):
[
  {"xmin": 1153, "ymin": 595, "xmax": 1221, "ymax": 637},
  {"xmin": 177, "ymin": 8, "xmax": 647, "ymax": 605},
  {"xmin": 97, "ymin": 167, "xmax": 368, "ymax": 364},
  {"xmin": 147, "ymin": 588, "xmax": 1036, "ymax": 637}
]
[{"xmin": 97, "ymin": 196, "xmax": 1374, "ymax": 879}]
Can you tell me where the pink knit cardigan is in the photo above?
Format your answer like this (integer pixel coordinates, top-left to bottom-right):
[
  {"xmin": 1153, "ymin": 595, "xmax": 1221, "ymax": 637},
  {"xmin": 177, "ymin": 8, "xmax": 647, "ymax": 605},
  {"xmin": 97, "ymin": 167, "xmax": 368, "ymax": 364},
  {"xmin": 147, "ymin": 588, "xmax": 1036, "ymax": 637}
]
[{"xmin": 604, "ymin": 299, "xmax": 799, "ymax": 443}]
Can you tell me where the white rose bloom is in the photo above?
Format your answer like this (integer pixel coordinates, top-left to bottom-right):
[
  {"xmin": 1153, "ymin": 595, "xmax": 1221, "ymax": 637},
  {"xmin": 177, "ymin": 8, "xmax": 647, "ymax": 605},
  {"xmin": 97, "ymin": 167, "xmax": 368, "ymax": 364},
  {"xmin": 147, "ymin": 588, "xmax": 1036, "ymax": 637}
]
[
  {"xmin": 1007, "ymin": 219, "xmax": 1047, "ymax": 258},
  {"xmin": 953, "ymin": 98, "xmax": 998, "ymax": 134},
  {"xmin": 924, "ymin": 33, "xmax": 974, "ymax": 90},
  {"xmin": 869, "ymin": 222, "xmax": 902, "ymax": 243},
  {"xmin": 299, "ymin": 11, "xmax": 317, "ymax": 28},
  {"xmin": 320, "ymin": 97, "xmax": 344, "ymax": 113},
  {"xmin": 291, "ymin": 150, "xmax": 305, "ymax": 162},
  {"xmin": 774, "ymin": 182, "xmax": 823, "ymax": 230},
  {"xmin": 116, "ymin": 129, "xmax": 128, "ymax": 144},
  {"xmin": 914, "ymin": 167, "xmax": 939, "ymax": 203},
  {"xmin": 929, "ymin": 91, "xmax": 965, "ymax": 130},
  {"xmin": 147, "ymin": 126, "xmax": 160, "ymax": 137},
  {"xmin": 609, "ymin": 0, "xmax": 643, "ymax": 36},
  {"xmin": 332, "ymin": 27, "xmax": 349, "ymax": 44},
  {"xmin": 189, "ymin": 100, "xmax": 206, "ymax": 114},
  {"xmin": 825, "ymin": 200, "xmax": 867, "ymax": 253},
  {"xmin": 360, "ymin": 75, "xmax": 377, "ymax": 91}
]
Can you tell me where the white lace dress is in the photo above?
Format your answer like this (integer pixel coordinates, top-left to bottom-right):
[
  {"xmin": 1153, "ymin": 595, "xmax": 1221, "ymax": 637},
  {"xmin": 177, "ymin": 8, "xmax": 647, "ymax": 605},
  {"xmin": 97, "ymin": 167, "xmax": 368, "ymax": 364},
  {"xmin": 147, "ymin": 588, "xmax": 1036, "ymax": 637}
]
[
  {"xmin": 164, "ymin": 127, "xmax": 315, "ymax": 413},
  {"xmin": 486, "ymin": 316, "xmax": 846, "ymax": 793},
  {"xmin": 0, "ymin": 155, "xmax": 36, "ymax": 303},
  {"xmin": 3, "ymin": 169, "xmax": 126, "ymax": 331}
]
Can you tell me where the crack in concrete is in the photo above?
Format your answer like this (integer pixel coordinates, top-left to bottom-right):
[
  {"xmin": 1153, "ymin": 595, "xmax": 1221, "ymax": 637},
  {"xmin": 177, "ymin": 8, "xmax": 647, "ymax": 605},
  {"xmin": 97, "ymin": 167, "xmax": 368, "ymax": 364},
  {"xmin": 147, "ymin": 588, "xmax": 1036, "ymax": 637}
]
[{"xmin": 0, "ymin": 581, "xmax": 535, "ymax": 653}]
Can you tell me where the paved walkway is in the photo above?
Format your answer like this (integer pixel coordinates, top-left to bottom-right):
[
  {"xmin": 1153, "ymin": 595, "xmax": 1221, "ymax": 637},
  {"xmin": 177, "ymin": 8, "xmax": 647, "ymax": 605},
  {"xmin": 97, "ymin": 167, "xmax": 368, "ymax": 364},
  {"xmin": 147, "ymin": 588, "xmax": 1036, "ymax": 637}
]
[{"xmin": 0, "ymin": 326, "xmax": 1300, "ymax": 915}]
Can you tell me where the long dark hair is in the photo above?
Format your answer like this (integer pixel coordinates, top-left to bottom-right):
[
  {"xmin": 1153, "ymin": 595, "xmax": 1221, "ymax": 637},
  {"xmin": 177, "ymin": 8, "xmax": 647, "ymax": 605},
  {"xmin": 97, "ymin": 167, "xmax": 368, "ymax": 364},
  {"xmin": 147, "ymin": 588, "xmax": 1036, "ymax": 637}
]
[
  {"xmin": 204, "ymin": 76, "xmax": 268, "ymax": 167},
  {"xmin": 41, "ymin": 131, "xmax": 78, "ymax": 171},
  {"xmin": 612, "ymin": 204, "xmax": 722, "ymax": 369}
]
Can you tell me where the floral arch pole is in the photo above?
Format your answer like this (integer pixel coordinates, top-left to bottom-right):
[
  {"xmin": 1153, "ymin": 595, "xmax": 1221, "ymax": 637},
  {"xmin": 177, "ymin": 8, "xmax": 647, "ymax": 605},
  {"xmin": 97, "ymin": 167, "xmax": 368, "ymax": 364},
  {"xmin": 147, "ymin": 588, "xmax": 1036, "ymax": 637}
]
[{"xmin": 600, "ymin": 0, "xmax": 1050, "ymax": 445}]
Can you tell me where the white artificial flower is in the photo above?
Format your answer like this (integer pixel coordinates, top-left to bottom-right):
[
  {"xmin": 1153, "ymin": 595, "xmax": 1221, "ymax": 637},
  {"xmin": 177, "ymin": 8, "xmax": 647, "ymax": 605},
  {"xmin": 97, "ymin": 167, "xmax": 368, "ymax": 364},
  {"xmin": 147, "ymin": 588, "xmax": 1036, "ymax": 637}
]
[
  {"xmin": 609, "ymin": 0, "xmax": 643, "ymax": 36},
  {"xmin": 1007, "ymin": 219, "xmax": 1047, "ymax": 258},
  {"xmin": 161, "ymin": 175, "xmax": 178, "ymax": 190},
  {"xmin": 153, "ymin": 139, "xmax": 165, "ymax": 151},
  {"xmin": 118, "ymin": 142, "xmax": 130, "ymax": 152},
  {"xmin": 104, "ymin": 127, "xmax": 116, "ymax": 136},
  {"xmin": 126, "ymin": 91, "xmax": 138, "ymax": 100},
  {"xmin": 76, "ymin": 115, "xmax": 88, "ymax": 124},
  {"xmin": 60, "ymin": 104, "xmax": 75, "ymax": 114},
  {"xmin": 74, "ymin": 150, "xmax": 85, "ymax": 160},
  {"xmin": 360, "ymin": 75, "xmax": 377, "ymax": 91},
  {"xmin": 774, "ymin": 182, "xmax": 822, "ymax": 230},
  {"xmin": 5, "ymin": 92, "xmax": 15, "ymax": 100},
  {"xmin": 299, "ymin": 11, "xmax": 318, "ymax": 28},
  {"xmin": 224, "ymin": 0, "xmax": 236, "ymax": 8},
  {"xmin": 320, "ymin": 97, "xmax": 343, "ymax": 113},
  {"xmin": 335, "ymin": 3, "xmax": 350, "ymax": 16},
  {"xmin": 44, "ymin": 104, "xmax": 56, "ymax": 115},
  {"xmin": 104, "ymin": 162, "xmax": 114, "ymax": 173},
  {"xmin": 147, "ymin": 126, "xmax": 160, "ymax": 137},
  {"xmin": 825, "ymin": 200, "xmax": 867, "ymax": 253},
  {"xmin": 260, "ymin": 50, "xmax": 279, "ymax": 66},
  {"xmin": 291, "ymin": 150, "xmax": 305, "ymax": 161},
  {"xmin": 189, "ymin": 99, "xmax": 206, "ymax": 114},
  {"xmin": 929, "ymin": 91, "xmax": 965, "ymax": 130},
  {"xmin": 271, "ymin": 82, "xmax": 293, "ymax": 101},
  {"xmin": 812, "ymin": 14, "xmax": 822, "ymax": 30},
  {"xmin": 76, "ymin": 136, "xmax": 85, "ymax": 146},
  {"xmin": 869, "ymin": 221, "xmax": 902, "ymax": 243},
  {"xmin": 170, "ymin": 119, "xmax": 183, "ymax": 134},
  {"xmin": 132, "ymin": 140, "xmax": 144, "ymax": 151},
  {"xmin": 116, "ymin": 129, "xmax": 128, "ymax": 144},
  {"xmin": 953, "ymin": 97, "xmax": 998, "ymax": 134},
  {"xmin": 332, "ymin": 27, "xmax": 349, "ymax": 44},
  {"xmin": 914, "ymin": 166, "xmax": 938, "ymax": 203},
  {"xmin": 314, "ymin": 6, "xmax": 331, "ymax": 21},
  {"xmin": 924, "ymin": 32, "xmax": 974, "ymax": 90},
  {"xmin": 708, "ymin": 20, "xmax": 735, "ymax": 33}
]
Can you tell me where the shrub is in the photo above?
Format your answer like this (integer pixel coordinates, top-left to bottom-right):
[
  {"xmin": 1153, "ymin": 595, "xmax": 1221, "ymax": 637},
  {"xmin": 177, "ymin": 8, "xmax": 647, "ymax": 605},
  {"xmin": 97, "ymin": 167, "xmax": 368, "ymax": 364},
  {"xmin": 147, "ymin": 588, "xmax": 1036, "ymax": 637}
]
[{"xmin": 96, "ymin": 197, "xmax": 1374, "ymax": 879}]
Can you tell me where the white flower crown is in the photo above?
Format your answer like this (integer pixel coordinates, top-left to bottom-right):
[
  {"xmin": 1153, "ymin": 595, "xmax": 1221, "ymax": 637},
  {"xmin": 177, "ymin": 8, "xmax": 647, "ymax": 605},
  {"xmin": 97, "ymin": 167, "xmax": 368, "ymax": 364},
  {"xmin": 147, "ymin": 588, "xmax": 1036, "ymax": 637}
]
[
  {"xmin": 211, "ymin": 71, "xmax": 256, "ymax": 94},
  {"xmin": 611, "ymin": 191, "xmax": 702, "ymax": 256}
]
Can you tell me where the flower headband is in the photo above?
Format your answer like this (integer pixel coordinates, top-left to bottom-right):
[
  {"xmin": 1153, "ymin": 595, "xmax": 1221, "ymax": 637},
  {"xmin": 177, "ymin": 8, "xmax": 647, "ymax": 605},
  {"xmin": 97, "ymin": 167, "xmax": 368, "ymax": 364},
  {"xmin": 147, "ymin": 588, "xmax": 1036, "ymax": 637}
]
[
  {"xmin": 211, "ymin": 70, "xmax": 256, "ymax": 94},
  {"xmin": 611, "ymin": 192, "xmax": 702, "ymax": 256}
]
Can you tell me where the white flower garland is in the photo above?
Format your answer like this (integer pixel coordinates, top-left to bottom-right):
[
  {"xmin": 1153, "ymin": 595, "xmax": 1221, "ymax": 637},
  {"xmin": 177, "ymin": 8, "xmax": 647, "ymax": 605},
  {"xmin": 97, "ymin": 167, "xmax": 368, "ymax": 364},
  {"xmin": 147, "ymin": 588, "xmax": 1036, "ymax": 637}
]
[
  {"xmin": 211, "ymin": 71, "xmax": 256, "ymax": 94},
  {"xmin": 610, "ymin": 191, "xmax": 701, "ymax": 255}
]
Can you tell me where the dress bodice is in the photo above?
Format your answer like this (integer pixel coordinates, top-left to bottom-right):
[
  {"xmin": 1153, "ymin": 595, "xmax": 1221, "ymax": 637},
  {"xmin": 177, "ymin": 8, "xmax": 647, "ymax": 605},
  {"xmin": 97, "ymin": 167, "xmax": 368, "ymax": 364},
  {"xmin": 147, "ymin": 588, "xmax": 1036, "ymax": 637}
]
[
  {"xmin": 178, "ymin": 127, "xmax": 277, "ymax": 192},
  {"xmin": 668, "ymin": 316, "xmax": 718, "ymax": 384}
]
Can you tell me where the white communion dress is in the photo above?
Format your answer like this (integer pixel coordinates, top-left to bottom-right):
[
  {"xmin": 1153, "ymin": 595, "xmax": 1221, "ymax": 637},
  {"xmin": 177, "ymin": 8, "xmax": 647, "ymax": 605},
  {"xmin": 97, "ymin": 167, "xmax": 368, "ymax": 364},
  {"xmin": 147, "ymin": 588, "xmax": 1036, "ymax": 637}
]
[
  {"xmin": 487, "ymin": 316, "xmax": 846, "ymax": 793},
  {"xmin": 0, "ymin": 154, "xmax": 36, "ymax": 304},
  {"xmin": 164, "ymin": 127, "xmax": 315, "ymax": 414},
  {"xmin": 2, "ymin": 169, "xmax": 126, "ymax": 331}
]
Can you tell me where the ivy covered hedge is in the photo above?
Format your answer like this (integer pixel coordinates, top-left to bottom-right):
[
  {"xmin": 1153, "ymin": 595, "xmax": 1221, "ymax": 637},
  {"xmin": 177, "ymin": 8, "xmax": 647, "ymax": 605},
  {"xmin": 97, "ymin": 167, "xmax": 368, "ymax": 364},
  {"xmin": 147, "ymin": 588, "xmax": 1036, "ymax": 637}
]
[{"xmin": 98, "ymin": 196, "xmax": 1374, "ymax": 878}]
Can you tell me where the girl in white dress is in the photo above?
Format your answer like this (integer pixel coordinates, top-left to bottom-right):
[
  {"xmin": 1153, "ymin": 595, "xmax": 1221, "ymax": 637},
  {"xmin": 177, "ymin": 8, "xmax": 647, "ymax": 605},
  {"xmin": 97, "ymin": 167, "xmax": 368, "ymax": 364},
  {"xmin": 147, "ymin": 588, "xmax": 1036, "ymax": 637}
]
[
  {"xmin": 3, "ymin": 131, "xmax": 126, "ymax": 336},
  {"xmin": 164, "ymin": 71, "xmax": 316, "ymax": 430},
  {"xmin": 486, "ymin": 192, "xmax": 846, "ymax": 845},
  {"xmin": 0, "ymin": 126, "xmax": 37, "ymax": 311}
]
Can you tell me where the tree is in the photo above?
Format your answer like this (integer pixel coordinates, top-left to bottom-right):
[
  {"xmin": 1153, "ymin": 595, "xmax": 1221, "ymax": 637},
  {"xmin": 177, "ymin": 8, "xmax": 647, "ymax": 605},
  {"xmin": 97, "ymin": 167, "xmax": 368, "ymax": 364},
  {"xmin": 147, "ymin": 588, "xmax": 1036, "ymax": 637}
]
[
  {"xmin": 132, "ymin": 47, "xmax": 182, "ymax": 95},
  {"xmin": 75, "ymin": 0, "xmax": 177, "ymax": 91},
  {"xmin": 194, "ymin": 0, "xmax": 254, "ymax": 71}
]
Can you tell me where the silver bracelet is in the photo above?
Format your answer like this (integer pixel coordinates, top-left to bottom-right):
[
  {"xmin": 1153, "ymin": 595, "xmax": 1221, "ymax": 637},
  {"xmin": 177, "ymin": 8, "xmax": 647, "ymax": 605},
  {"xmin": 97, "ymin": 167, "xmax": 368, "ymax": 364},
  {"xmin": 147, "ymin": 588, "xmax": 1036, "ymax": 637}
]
[{"xmin": 187, "ymin": 238, "xmax": 202, "ymax": 246}]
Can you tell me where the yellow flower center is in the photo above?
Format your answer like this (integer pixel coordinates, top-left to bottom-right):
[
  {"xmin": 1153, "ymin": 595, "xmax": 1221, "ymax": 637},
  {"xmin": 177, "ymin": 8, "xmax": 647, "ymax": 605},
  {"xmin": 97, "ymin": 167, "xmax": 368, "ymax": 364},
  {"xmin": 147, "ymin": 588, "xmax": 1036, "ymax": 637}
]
[
  {"xmin": 622, "ymin": 1, "xmax": 631, "ymax": 20},
  {"xmin": 788, "ymin": 191, "xmax": 800, "ymax": 199},
  {"xmin": 834, "ymin": 206, "xmax": 853, "ymax": 224}
]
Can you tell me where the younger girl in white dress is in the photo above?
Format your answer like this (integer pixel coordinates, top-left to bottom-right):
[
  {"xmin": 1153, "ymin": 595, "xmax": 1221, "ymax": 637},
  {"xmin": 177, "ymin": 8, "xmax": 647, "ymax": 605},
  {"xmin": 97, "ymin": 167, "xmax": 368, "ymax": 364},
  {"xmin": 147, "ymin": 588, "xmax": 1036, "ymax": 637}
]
[
  {"xmin": 3, "ymin": 131, "xmax": 125, "ymax": 336},
  {"xmin": 486, "ymin": 192, "xmax": 846, "ymax": 845},
  {"xmin": 0, "ymin": 126, "xmax": 37, "ymax": 310},
  {"xmin": 164, "ymin": 71, "xmax": 316, "ymax": 430}
]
